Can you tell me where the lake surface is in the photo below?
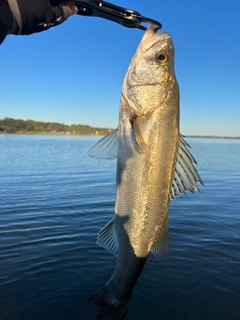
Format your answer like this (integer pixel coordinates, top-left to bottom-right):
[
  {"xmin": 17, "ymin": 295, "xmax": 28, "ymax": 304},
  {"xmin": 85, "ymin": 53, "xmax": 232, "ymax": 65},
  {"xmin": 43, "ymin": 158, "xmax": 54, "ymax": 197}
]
[{"xmin": 0, "ymin": 134, "xmax": 240, "ymax": 320}]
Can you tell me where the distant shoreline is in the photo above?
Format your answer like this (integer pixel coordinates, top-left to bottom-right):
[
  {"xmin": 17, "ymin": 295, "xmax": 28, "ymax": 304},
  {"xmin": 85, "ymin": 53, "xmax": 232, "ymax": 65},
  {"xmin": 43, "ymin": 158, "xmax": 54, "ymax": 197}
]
[
  {"xmin": 184, "ymin": 135, "xmax": 240, "ymax": 139},
  {"xmin": 0, "ymin": 118, "xmax": 112, "ymax": 136},
  {"xmin": 0, "ymin": 132, "xmax": 239, "ymax": 139},
  {"xmin": 0, "ymin": 118, "xmax": 239, "ymax": 139},
  {"xmin": 0, "ymin": 131, "xmax": 104, "ymax": 136}
]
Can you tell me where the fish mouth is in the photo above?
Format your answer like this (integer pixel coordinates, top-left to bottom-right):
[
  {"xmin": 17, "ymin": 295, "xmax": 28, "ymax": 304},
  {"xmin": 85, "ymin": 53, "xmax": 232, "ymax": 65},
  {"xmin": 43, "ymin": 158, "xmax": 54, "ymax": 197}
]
[
  {"xmin": 146, "ymin": 24, "xmax": 170, "ymax": 40},
  {"xmin": 140, "ymin": 25, "xmax": 171, "ymax": 52}
]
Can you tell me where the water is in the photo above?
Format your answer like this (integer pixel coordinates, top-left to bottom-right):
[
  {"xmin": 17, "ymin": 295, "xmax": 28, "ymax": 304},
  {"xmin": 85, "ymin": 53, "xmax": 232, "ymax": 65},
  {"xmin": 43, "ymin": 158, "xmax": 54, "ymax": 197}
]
[{"xmin": 0, "ymin": 134, "xmax": 239, "ymax": 320}]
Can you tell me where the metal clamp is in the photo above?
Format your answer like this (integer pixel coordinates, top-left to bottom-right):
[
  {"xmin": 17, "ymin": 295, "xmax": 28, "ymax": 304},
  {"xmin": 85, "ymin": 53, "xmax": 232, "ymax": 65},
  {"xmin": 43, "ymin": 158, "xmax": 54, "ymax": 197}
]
[{"xmin": 74, "ymin": 0, "xmax": 162, "ymax": 30}]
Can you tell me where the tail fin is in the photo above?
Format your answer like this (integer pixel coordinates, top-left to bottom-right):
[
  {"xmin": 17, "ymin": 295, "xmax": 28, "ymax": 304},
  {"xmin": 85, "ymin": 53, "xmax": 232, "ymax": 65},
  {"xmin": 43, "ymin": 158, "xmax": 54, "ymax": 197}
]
[{"xmin": 72, "ymin": 286, "xmax": 129, "ymax": 320}]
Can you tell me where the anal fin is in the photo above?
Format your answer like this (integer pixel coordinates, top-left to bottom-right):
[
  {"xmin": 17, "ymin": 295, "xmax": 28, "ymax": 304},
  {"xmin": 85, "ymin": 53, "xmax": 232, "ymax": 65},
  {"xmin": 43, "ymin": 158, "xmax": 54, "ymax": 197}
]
[{"xmin": 97, "ymin": 219, "xmax": 118, "ymax": 256}]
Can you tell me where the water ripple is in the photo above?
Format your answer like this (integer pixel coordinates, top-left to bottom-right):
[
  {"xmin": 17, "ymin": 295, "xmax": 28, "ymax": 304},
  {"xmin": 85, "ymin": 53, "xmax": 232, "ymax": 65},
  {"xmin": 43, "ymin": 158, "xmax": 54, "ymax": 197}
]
[{"xmin": 0, "ymin": 135, "xmax": 240, "ymax": 320}]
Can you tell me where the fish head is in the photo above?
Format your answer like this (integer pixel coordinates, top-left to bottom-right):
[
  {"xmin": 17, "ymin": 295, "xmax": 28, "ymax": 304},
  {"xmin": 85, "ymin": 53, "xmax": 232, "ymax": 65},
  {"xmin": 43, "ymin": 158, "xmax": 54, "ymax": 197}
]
[
  {"xmin": 139, "ymin": 26, "xmax": 175, "ymax": 82},
  {"xmin": 122, "ymin": 25, "xmax": 178, "ymax": 115}
]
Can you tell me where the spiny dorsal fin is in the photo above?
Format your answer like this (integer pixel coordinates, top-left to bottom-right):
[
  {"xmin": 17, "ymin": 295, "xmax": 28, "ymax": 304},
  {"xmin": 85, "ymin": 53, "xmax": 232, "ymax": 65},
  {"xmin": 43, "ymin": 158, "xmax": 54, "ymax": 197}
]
[
  {"xmin": 88, "ymin": 129, "xmax": 119, "ymax": 159},
  {"xmin": 170, "ymin": 134, "xmax": 204, "ymax": 200},
  {"xmin": 97, "ymin": 219, "xmax": 118, "ymax": 256}
]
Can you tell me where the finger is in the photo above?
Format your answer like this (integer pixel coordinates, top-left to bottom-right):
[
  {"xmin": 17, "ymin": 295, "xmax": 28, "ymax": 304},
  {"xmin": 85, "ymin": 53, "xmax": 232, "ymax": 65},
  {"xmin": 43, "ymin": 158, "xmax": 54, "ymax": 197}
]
[{"xmin": 67, "ymin": 1, "xmax": 78, "ymax": 16}]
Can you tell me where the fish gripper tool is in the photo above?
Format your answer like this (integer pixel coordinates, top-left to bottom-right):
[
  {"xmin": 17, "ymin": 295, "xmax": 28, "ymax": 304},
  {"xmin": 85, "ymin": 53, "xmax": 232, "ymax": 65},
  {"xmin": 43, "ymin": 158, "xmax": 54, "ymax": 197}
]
[{"xmin": 74, "ymin": 0, "xmax": 162, "ymax": 30}]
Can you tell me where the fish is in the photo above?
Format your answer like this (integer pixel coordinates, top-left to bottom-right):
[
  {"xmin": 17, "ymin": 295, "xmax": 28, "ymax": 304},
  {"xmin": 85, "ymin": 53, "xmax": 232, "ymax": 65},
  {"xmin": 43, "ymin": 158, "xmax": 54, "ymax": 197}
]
[{"xmin": 73, "ymin": 24, "xmax": 204, "ymax": 320}]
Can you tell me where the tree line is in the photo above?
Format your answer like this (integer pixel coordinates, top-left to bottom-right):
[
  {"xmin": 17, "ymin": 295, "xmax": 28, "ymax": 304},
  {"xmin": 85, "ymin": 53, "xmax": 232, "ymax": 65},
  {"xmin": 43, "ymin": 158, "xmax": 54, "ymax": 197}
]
[{"xmin": 0, "ymin": 118, "xmax": 112, "ymax": 135}]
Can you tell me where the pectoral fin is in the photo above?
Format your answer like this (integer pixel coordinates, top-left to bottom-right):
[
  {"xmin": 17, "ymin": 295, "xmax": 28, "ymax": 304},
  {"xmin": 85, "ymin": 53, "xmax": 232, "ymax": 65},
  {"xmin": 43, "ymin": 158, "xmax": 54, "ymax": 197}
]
[
  {"xmin": 132, "ymin": 117, "xmax": 147, "ymax": 153},
  {"xmin": 88, "ymin": 129, "xmax": 119, "ymax": 159},
  {"xmin": 131, "ymin": 109, "xmax": 157, "ymax": 153},
  {"xmin": 170, "ymin": 134, "xmax": 204, "ymax": 200}
]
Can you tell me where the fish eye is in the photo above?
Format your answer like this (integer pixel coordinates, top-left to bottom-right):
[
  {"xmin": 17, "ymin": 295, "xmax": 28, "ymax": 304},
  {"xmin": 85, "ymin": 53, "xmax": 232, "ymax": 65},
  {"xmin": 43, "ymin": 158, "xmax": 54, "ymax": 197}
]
[{"xmin": 157, "ymin": 53, "xmax": 168, "ymax": 64}]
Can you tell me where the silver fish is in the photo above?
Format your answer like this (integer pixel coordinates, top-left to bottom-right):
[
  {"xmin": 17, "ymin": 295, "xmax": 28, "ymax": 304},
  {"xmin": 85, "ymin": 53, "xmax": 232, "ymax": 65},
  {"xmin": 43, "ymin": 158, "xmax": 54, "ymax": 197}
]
[{"xmin": 73, "ymin": 25, "xmax": 203, "ymax": 320}]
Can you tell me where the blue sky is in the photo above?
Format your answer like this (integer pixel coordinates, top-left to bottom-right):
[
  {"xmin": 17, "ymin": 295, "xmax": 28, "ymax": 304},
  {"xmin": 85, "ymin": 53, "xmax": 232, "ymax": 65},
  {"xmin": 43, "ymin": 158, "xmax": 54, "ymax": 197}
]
[{"xmin": 1, "ymin": 0, "xmax": 240, "ymax": 137}]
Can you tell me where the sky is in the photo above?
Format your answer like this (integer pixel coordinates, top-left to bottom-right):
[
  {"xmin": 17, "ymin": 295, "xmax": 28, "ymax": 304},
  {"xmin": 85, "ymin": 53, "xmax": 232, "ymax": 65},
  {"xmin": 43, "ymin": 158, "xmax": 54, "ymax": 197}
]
[{"xmin": 1, "ymin": 0, "xmax": 240, "ymax": 137}]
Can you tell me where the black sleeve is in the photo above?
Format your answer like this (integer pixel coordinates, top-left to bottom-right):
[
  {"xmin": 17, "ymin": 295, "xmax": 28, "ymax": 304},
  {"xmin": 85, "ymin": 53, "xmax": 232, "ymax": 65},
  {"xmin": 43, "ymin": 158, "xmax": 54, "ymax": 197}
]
[
  {"xmin": 16, "ymin": 0, "xmax": 68, "ymax": 35},
  {"xmin": 0, "ymin": 0, "xmax": 71, "ymax": 44},
  {"xmin": 0, "ymin": 0, "xmax": 13, "ymax": 44}
]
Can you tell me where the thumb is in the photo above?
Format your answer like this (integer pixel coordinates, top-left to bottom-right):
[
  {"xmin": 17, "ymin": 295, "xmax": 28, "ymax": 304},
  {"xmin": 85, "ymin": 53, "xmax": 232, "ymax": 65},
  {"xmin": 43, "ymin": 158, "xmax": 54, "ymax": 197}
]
[{"xmin": 62, "ymin": 1, "xmax": 78, "ymax": 20}]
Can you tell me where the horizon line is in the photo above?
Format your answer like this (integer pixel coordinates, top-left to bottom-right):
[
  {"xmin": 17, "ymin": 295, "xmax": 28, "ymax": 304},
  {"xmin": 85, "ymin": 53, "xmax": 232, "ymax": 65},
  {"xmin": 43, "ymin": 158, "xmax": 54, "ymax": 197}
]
[{"xmin": 0, "ymin": 117, "xmax": 239, "ymax": 139}]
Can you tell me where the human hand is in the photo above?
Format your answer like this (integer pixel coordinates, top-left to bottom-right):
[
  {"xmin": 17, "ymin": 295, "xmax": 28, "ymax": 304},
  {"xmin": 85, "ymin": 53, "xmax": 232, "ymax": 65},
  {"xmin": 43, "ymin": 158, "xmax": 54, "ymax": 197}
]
[{"xmin": 9, "ymin": 0, "xmax": 78, "ymax": 36}]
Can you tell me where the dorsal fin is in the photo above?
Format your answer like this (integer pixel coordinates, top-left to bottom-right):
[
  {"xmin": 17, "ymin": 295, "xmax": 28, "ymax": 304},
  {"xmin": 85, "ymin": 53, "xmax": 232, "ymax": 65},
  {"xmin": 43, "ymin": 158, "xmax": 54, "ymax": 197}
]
[{"xmin": 170, "ymin": 134, "xmax": 204, "ymax": 200}]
